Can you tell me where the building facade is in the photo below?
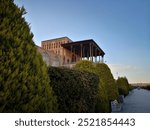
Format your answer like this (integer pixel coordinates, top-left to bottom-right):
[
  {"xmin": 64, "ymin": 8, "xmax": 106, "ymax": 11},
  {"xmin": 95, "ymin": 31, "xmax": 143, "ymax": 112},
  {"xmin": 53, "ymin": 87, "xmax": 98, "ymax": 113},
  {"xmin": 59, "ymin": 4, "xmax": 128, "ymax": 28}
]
[
  {"xmin": 37, "ymin": 46, "xmax": 60, "ymax": 66},
  {"xmin": 40, "ymin": 37, "xmax": 105, "ymax": 67}
]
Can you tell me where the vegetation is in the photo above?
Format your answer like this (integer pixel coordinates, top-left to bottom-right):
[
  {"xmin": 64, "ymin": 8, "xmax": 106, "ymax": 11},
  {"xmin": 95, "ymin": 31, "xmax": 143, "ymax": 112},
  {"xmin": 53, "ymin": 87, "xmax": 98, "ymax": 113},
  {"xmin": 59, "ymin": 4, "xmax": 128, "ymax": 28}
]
[
  {"xmin": 95, "ymin": 63, "xmax": 119, "ymax": 101},
  {"xmin": 129, "ymin": 84, "xmax": 134, "ymax": 91},
  {"xmin": 0, "ymin": 0, "xmax": 57, "ymax": 112},
  {"xmin": 74, "ymin": 60, "xmax": 96, "ymax": 73},
  {"xmin": 49, "ymin": 67, "xmax": 99, "ymax": 112},
  {"xmin": 142, "ymin": 85, "xmax": 150, "ymax": 90},
  {"xmin": 74, "ymin": 60, "xmax": 119, "ymax": 112},
  {"xmin": 48, "ymin": 67, "xmax": 99, "ymax": 112},
  {"xmin": 116, "ymin": 77, "xmax": 130, "ymax": 96}
]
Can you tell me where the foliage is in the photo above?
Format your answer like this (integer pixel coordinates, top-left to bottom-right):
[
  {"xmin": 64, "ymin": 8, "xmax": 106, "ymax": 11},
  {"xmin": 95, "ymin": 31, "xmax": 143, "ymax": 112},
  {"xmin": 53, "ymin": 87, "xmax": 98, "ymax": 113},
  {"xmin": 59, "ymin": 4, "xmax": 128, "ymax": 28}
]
[
  {"xmin": 95, "ymin": 80, "xmax": 110, "ymax": 112},
  {"xmin": 142, "ymin": 85, "xmax": 150, "ymax": 90},
  {"xmin": 95, "ymin": 63, "xmax": 119, "ymax": 101},
  {"xmin": 0, "ymin": 0, "xmax": 57, "ymax": 112},
  {"xmin": 48, "ymin": 67, "xmax": 99, "ymax": 113},
  {"xmin": 74, "ymin": 60, "xmax": 96, "ymax": 73},
  {"xmin": 129, "ymin": 84, "xmax": 134, "ymax": 91},
  {"xmin": 74, "ymin": 60, "xmax": 119, "ymax": 112},
  {"xmin": 116, "ymin": 77, "xmax": 130, "ymax": 96}
]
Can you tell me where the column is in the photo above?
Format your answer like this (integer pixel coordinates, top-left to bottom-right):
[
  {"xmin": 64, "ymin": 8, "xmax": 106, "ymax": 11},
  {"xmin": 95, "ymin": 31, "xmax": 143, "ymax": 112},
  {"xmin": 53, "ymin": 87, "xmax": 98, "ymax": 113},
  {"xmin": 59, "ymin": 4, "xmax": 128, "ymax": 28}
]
[
  {"xmin": 73, "ymin": 48, "xmax": 76, "ymax": 62},
  {"xmin": 90, "ymin": 43, "xmax": 92, "ymax": 61},
  {"xmin": 102, "ymin": 56, "xmax": 104, "ymax": 63},
  {"xmin": 83, "ymin": 46, "xmax": 85, "ymax": 60},
  {"xmin": 80, "ymin": 44, "xmax": 83, "ymax": 60},
  {"xmin": 99, "ymin": 51, "xmax": 101, "ymax": 63},
  {"xmin": 87, "ymin": 51, "xmax": 89, "ymax": 60},
  {"xmin": 71, "ymin": 46, "xmax": 73, "ymax": 63},
  {"xmin": 91, "ymin": 44, "xmax": 93, "ymax": 62},
  {"xmin": 95, "ymin": 48, "xmax": 97, "ymax": 63},
  {"xmin": 71, "ymin": 45, "xmax": 73, "ymax": 53}
]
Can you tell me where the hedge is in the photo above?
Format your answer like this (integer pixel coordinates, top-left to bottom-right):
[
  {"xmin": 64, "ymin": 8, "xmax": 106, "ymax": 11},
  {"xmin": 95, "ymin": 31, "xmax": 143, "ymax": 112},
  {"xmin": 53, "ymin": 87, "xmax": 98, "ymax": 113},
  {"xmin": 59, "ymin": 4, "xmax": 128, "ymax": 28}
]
[
  {"xmin": 48, "ymin": 67, "xmax": 99, "ymax": 112},
  {"xmin": 116, "ymin": 77, "xmax": 130, "ymax": 96},
  {"xmin": 74, "ymin": 60, "xmax": 119, "ymax": 112},
  {"xmin": 95, "ymin": 63, "xmax": 119, "ymax": 101}
]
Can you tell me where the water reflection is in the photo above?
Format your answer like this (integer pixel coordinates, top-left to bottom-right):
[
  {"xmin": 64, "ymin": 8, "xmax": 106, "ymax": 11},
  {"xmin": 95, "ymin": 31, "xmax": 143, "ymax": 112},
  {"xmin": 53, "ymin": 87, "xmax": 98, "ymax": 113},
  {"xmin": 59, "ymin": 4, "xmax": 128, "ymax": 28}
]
[{"xmin": 120, "ymin": 88, "xmax": 150, "ymax": 113}]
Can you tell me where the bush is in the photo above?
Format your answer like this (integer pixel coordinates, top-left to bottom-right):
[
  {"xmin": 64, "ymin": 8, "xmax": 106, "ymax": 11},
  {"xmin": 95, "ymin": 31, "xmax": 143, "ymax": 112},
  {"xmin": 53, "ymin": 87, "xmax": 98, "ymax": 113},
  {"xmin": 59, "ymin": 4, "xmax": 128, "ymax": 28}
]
[
  {"xmin": 74, "ymin": 60, "xmax": 96, "ymax": 73},
  {"xmin": 142, "ymin": 85, "xmax": 150, "ymax": 90},
  {"xmin": 95, "ymin": 63, "xmax": 119, "ymax": 101},
  {"xmin": 74, "ymin": 60, "xmax": 119, "ymax": 112},
  {"xmin": 95, "ymin": 80, "xmax": 109, "ymax": 112},
  {"xmin": 116, "ymin": 77, "xmax": 130, "ymax": 96},
  {"xmin": 48, "ymin": 67, "xmax": 99, "ymax": 112},
  {"xmin": 0, "ymin": 0, "xmax": 57, "ymax": 112}
]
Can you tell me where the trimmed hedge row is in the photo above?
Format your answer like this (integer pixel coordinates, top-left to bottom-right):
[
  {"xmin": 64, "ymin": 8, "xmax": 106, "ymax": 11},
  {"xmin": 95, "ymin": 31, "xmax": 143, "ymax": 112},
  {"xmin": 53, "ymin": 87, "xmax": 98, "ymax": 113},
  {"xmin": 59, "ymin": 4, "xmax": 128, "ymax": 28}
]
[
  {"xmin": 116, "ymin": 77, "xmax": 130, "ymax": 96},
  {"xmin": 74, "ymin": 60, "xmax": 119, "ymax": 112},
  {"xmin": 48, "ymin": 67, "xmax": 99, "ymax": 113},
  {"xmin": 95, "ymin": 63, "xmax": 119, "ymax": 101}
]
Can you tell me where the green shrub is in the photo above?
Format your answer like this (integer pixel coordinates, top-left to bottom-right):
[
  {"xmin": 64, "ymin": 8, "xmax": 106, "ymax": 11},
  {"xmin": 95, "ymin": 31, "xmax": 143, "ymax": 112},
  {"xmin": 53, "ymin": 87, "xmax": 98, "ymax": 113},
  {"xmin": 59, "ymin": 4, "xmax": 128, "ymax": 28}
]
[
  {"xmin": 116, "ymin": 77, "xmax": 130, "ymax": 96},
  {"xmin": 74, "ymin": 60, "xmax": 118, "ymax": 112},
  {"xmin": 48, "ymin": 67, "xmax": 99, "ymax": 112},
  {"xmin": 128, "ymin": 84, "xmax": 134, "ymax": 91},
  {"xmin": 95, "ymin": 63, "xmax": 119, "ymax": 101},
  {"xmin": 74, "ymin": 60, "xmax": 96, "ymax": 73},
  {"xmin": 95, "ymin": 80, "xmax": 109, "ymax": 112},
  {"xmin": 142, "ymin": 85, "xmax": 150, "ymax": 90},
  {"xmin": 0, "ymin": 0, "xmax": 57, "ymax": 112}
]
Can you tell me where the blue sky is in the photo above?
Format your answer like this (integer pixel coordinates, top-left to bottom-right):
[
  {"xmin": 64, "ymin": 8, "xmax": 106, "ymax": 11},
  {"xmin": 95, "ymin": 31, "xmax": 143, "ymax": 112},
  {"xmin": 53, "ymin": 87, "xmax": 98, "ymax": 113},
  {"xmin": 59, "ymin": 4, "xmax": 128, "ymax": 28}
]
[{"xmin": 14, "ymin": 0, "xmax": 150, "ymax": 83}]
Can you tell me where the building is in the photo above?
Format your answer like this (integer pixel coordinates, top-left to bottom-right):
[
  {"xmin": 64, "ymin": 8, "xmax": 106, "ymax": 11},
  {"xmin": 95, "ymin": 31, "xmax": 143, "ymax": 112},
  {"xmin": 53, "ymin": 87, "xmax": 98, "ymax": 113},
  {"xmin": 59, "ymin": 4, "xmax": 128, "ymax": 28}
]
[
  {"xmin": 37, "ymin": 46, "xmax": 60, "ymax": 66},
  {"xmin": 40, "ymin": 37, "xmax": 105, "ymax": 67}
]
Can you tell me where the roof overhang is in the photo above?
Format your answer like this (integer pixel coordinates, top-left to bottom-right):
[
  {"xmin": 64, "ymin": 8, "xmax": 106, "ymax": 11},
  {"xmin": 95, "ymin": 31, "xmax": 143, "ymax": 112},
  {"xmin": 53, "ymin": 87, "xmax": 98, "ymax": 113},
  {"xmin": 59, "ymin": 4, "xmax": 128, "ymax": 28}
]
[{"xmin": 61, "ymin": 39, "xmax": 105, "ymax": 57}]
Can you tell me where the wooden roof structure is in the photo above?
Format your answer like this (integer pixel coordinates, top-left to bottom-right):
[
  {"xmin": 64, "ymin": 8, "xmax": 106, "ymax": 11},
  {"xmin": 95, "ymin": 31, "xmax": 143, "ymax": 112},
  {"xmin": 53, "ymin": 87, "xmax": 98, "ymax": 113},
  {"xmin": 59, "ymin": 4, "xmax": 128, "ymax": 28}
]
[{"xmin": 61, "ymin": 39, "xmax": 105, "ymax": 58}]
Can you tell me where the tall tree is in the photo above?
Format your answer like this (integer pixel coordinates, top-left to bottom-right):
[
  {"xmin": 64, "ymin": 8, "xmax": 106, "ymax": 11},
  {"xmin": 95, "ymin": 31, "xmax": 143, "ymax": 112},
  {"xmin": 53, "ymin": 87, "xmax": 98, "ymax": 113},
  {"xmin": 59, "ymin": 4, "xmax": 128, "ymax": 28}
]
[{"xmin": 0, "ymin": 0, "xmax": 57, "ymax": 112}]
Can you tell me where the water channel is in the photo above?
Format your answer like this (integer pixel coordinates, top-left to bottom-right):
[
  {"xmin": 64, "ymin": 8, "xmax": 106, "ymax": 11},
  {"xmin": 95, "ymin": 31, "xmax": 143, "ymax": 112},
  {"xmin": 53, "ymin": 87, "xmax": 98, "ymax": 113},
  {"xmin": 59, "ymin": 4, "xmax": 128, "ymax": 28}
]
[{"xmin": 120, "ymin": 88, "xmax": 150, "ymax": 113}]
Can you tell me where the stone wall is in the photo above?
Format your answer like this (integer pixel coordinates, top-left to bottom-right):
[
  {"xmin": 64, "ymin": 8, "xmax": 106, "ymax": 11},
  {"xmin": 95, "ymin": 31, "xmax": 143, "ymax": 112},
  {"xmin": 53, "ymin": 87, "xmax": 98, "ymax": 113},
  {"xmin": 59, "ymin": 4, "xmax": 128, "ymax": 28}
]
[{"xmin": 37, "ymin": 46, "xmax": 61, "ymax": 67}]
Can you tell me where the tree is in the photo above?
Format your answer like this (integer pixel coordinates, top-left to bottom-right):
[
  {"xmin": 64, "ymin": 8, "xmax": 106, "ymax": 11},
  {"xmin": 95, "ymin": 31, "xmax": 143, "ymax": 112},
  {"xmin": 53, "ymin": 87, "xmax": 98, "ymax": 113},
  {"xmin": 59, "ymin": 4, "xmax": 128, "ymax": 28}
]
[
  {"xmin": 0, "ymin": 0, "xmax": 57, "ymax": 112},
  {"xmin": 116, "ymin": 77, "xmax": 130, "ymax": 96}
]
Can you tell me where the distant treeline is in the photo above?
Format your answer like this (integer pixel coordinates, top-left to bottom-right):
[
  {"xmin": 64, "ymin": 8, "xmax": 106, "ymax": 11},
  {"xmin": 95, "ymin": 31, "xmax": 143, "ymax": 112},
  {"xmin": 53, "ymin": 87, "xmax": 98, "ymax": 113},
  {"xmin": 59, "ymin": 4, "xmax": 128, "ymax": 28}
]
[{"xmin": 141, "ymin": 85, "xmax": 150, "ymax": 90}]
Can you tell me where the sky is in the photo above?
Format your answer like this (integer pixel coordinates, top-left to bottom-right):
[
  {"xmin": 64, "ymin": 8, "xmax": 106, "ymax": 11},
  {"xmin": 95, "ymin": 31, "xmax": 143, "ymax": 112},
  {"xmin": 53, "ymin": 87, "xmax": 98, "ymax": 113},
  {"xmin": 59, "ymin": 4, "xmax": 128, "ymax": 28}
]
[{"xmin": 14, "ymin": 0, "xmax": 150, "ymax": 83}]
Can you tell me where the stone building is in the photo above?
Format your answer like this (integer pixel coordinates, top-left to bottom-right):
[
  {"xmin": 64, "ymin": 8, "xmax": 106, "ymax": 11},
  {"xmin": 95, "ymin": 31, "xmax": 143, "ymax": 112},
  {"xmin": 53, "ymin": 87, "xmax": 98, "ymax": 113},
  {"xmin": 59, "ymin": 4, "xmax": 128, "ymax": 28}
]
[
  {"xmin": 37, "ymin": 46, "xmax": 60, "ymax": 66},
  {"xmin": 39, "ymin": 37, "xmax": 105, "ymax": 67}
]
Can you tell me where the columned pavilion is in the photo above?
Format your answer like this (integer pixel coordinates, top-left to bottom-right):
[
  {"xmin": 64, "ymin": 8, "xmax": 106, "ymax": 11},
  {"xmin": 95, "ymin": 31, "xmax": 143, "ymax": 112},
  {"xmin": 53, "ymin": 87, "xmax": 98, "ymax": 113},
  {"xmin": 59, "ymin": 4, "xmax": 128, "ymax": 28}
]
[{"xmin": 61, "ymin": 39, "xmax": 105, "ymax": 64}]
